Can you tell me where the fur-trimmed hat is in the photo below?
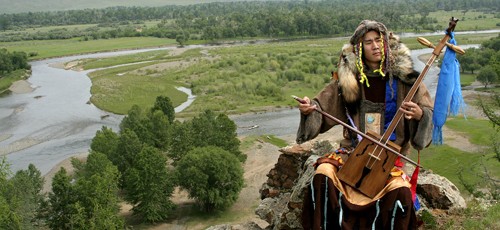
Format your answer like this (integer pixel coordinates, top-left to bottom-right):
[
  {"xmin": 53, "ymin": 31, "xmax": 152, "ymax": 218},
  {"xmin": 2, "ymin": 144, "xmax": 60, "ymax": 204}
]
[
  {"xmin": 336, "ymin": 20, "xmax": 414, "ymax": 103},
  {"xmin": 350, "ymin": 20, "xmax": 389, "ymax": 45},
  {"xmin": 349, "ymin": 20, "xmax": 391, "ymax": 87}
]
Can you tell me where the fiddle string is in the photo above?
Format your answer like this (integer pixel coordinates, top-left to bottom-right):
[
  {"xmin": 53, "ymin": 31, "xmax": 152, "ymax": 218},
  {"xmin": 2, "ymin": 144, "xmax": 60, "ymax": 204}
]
[{"xmin": 366, "ymin": 112, "xmax": 402, "ymax": 169}]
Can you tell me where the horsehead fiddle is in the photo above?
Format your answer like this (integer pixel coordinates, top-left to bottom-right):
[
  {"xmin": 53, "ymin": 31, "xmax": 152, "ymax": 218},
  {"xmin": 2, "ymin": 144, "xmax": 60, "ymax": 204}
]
[{"xmin": 294, "ymin": 17, "xmax": 462, "ymax": 198}]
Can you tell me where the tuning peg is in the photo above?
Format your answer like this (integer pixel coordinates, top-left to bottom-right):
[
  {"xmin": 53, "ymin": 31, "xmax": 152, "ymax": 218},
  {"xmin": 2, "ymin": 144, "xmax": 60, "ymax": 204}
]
[
  {"xmin": 417, "ymin": 37, "xmax": 434, "ymax": 48},
  {"xmin": 417, "ymin": 37, "xmax": 465, "ymax": 55},
  {"xmin": 445, "ymin": 42, "xmax": 465, "ymax": 55}
]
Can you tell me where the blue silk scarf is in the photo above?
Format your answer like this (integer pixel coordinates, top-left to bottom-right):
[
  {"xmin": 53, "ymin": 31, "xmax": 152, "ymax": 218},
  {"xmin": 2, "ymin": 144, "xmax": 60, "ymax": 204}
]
[{"xmin": 432, "ymin": 32, "xmax": 466, "ymax": 145}]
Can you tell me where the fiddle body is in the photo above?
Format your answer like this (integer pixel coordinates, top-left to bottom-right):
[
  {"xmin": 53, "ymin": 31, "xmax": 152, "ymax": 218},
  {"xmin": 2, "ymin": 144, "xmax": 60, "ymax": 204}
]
[{"xmin": 337, "ymin": 130, "xmax": 401, "ymax": 198}]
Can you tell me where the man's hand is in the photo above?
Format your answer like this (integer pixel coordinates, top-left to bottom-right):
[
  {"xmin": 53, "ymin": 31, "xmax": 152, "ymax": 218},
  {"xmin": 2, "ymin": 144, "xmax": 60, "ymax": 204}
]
[
  {"xmin": 298, "ymin": 96, "xmax": 317, "ymax": 115},
  {"xmin": 400, "ymin": 101, "xmax": 423, "ymax": 121}
]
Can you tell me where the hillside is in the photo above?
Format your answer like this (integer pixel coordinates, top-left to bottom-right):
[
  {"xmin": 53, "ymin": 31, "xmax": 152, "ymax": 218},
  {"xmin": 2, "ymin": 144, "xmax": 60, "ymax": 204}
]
[{"xmin": 0, "ymin": 0, "xmax": 281, "ymax": 14}]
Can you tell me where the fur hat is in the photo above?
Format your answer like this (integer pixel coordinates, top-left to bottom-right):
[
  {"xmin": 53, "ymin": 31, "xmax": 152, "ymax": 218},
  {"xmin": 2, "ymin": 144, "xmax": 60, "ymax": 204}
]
[
  {"xmin": 349, "ymin": 20, "xmax": 391, "ymax": 87},
  {"xmin": 349, "ymin": 20, "xmax": 389, "ymax": 45},
  {"xmin": 336, "ymin": 20, "xmax": 414, "ymax": 103}
]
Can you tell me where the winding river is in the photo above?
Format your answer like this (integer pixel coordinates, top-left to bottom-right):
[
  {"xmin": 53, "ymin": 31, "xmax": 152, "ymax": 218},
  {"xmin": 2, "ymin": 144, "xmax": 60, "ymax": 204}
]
[{"xmin": 0, "ymin": 31, "xmax": 492, "ymax": 175}]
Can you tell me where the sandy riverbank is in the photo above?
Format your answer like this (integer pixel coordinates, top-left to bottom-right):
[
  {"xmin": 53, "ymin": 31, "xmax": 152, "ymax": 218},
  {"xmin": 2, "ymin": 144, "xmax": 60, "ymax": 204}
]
[{"xmin": 8, "ymin": 80, "xmax": 34, "ymax": 94}]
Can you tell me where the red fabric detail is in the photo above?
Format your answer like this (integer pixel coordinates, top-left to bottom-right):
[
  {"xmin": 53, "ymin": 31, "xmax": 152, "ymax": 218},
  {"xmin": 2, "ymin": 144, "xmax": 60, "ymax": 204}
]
[
  {"xmin": 410, "ymin": 151, "xmax": 421, "ymax": 202},
  {"xmin": 394, "ymin": 156, "xmax": 404, "ymax": 168}
]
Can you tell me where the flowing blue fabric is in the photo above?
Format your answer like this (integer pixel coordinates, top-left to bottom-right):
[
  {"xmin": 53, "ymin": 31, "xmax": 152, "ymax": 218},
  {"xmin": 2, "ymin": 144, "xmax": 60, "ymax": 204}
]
[{"xmin": 432, "ymin": 32, "xmax": 466, "ymax": 145}]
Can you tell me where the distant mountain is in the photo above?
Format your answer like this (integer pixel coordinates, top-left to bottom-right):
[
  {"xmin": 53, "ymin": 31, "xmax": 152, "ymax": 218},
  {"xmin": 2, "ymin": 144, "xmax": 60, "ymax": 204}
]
[{"xmin": 0, "ymin": 0, "xmax": 284, "ymax": 14}]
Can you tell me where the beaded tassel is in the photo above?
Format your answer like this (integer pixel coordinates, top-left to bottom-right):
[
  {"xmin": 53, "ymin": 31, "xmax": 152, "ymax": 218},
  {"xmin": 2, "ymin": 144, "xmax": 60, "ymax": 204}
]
[
  {"xmin": 373, "ymin": 32, "xmax": 386, "ymax": 77},
  {"xmin": 356, "ymin": 32, "xmax": 388, "ymax": 88},
  {"xmin": 356, "ymin": 42, "xmax": 369, "ymax": 87}
]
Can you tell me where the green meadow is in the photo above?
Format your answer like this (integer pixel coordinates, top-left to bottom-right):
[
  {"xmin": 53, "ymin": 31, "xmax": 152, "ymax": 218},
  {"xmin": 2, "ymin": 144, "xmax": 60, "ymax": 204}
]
[
  {"xmin": 428, "ymin": 10, "xmax": 500, "ymax": 31},
  {"xmin": 72, "ymin": 33, "xmax": 495, "ymax": 117},
  {"xmin": 0, "ymin": 69, "xmax": 30, "ymax": 94},
  {"xmin": 0, "ymin": 37, "xmax": 177, "ymax": 59},
  {"xmin": 85, "ymin": 38, "xmax": 341, "ymax": 116},
  {"xmin": 412, "ymin": 118, "xmax": 499, "ymax": 195}
]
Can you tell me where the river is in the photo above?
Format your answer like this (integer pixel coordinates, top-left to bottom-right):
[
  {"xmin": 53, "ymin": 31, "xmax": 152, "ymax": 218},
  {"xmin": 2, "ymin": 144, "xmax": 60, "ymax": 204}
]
[{"xmin": 0, "ymin": 31, "xmax": 491, "ymax": 175}]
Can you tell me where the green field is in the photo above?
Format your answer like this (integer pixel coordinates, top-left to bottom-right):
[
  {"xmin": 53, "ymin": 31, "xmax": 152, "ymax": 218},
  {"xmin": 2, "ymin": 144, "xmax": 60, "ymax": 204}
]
[
  {"xmin": 0, "ymin": 69, "xmax": 30, "ymax": 94},
  {"xmin": 428, "ymin": 10, "xmax": 500, "ymax": 31},
  {"xmin": 412, "ymin": 118, "xmax": 499, "ymax": 194},
  {"xmin": 82, "ymin": 38, "xmax": 341, "ymax": 115},
  {"xmin": 0, "ymin": 30, "xmax": 495, "ymax": 117},
  {"xmin": 0, "ymin": 37, "xmax": 177, "ymax": 59}
]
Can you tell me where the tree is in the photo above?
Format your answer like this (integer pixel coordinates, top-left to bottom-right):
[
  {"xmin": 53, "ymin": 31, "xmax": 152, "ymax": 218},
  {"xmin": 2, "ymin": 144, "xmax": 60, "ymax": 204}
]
[
  {"xmin": 0, "ymin": 157, "xmax": 21, "ymax": 229},
  {"xmin": 148, "ymin": 110, "xmax": 171, "ymax": 150},
  {"xmin": 151, "ymin": 95, "xmax": 175, "ymax": 124},
  {"xmin": 176, "ymin": 146, "xmax": 244, "ymax": 212},
  {"xmin": 477, "ymin": 65, "xmax": 498, "ymax": 88},
  {"xmin": 176, "ymin": 33, "xmax": 187, "ymax": 47},
  {"xmin": 190, "ymin": 110, "xmax": 244, "ymax": 161},
  {"xmin": 46, "ymin": 167, "xmax": 77, "ymax": 229},
  {"xmin": 479, "ymin": 90, "xmax": 500, "ymax": 159},
  {"xmin": 90, "ymin": 126, "xmax": 119, "ymax": 158},
  {"xmin": 0, "ymin": 196, "xmax": 20, "ymax": 230},
  {"xmin": 115, "ymin": 129, "xmax": 143, "ymax": 175},
  {"xmin": 0, "ymin": 159, "xmax": 44, "ymax": 229},
  {"xmin": 120, "ymin": 105, "xmax": 153, "ymax": 145},
  {"xmin": 0, "ymin": 16, "xmax": 10, "ymax": 31},
  {"xmin": 168, "ymin": 120, "xmax": 194, "ymax": 163},
  {"xmin": 168, "ymin": 110, "xmax": 244, "ymax": 164},
  {"xmin": 73, "ymin": 152, "xmax": 123, "ymax": 229},
  {"xmin": 123, "ymin": 146, "xmax": 175, "ymax": 222},
  {"xmin": 45, "ymin": 153, "xmax": 124, "ymax": 229},
  {"xmin": 9, "ymin": 164, "xmax": 45, "ymax": 229}
]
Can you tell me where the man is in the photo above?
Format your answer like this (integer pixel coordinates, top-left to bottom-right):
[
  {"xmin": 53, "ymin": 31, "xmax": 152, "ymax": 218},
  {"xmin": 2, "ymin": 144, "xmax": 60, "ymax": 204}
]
[{"xmin": 297, "ymin": 20, "xmax": 433, "ymax": 229}]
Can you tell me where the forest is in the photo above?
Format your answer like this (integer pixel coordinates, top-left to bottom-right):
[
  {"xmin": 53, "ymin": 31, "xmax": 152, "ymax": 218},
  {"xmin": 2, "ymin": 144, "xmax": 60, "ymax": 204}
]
[{"xmin": 0, "ymin": 0, "xmax": 499, "ymax": 43}]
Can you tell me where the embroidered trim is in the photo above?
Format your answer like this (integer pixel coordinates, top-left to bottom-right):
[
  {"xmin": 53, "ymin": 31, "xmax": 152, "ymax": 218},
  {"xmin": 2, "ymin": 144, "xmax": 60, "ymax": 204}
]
[
  {"xmin": 310, "ymin": 181, "xmax": 316, "ymax": 211},
  {"xmin": 338, "ymin": 192, "xmax": 343, "ymax": 228},
  {"xmin": 372, "ymin": 200, "xmax": 381, "ymax": 230},
  {"xmin": 323, "ymin": 176, "xmax": 329, "ymax": 230},
  {"xmin": 391, "ymin": 200, "xmax": 404, "ymax": 230}
]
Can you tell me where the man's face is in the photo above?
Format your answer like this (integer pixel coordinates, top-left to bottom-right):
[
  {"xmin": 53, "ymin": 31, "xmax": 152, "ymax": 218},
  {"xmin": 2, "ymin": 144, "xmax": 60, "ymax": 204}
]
[{"xmin": 362, "ymin": 30, "xmax": 383, "ymax": 69}]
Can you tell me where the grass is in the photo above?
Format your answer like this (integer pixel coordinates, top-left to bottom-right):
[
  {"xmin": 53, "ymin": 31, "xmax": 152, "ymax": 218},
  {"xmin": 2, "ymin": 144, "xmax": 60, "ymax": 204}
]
[
  {"xmin": 0, "ymin": 0, "xmax": 236, "ymax": 14},
  {"xmin": 82, "ymin": 37, "xmax": 341, "ymax": 115},
  {"xmin": 79, "ymin": 50, "xmax": 174, "ymax": 70},
  {"xmin": 460, "ymin": 73, "xmax": 476, "ymax": 87},
  {"xmin": 409, "ymin": 116, "xmax": 500, "ymax": 229},
  {"xmin": 20, "ymin": 30, "xmax": 482, "ymax": 117},
  {"xmin": 1, "ymin": 23, "xmax": 98, "ymax": 34},
  {"xmin": 0, "ymin": 69, "xmax": 30, "ymax": 94},
  {"xmin": 88, "ymin": 62, "xmax": 188, "ymax": 114},
  {"xmin": 411, "ymin": 117, "xmax": 499, "ymax": 196},
  {"xmin": 0, "ymin": 37, "xmax": 177, "ymax": 60},
  {"xmin": 427, "ymin": 10, "xmax": 500, "ymax": 31},
  {"xmin": 81, "ymin": 32, "xmax": 495, "ymax": 117},
  {"xmin": 259, "ymin": 135, "xmax": 288, "ymax": 148},
  {"xmin": 240, "ymin": 135, "xmax": 288, "ymax": 150},
  {"xmin": 476, "ymin": 85, "xmax": 500, "ymax": 94},
  {"xmin": 400, "ymin": 33, "xmax": 497, "ymax": 50}
]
